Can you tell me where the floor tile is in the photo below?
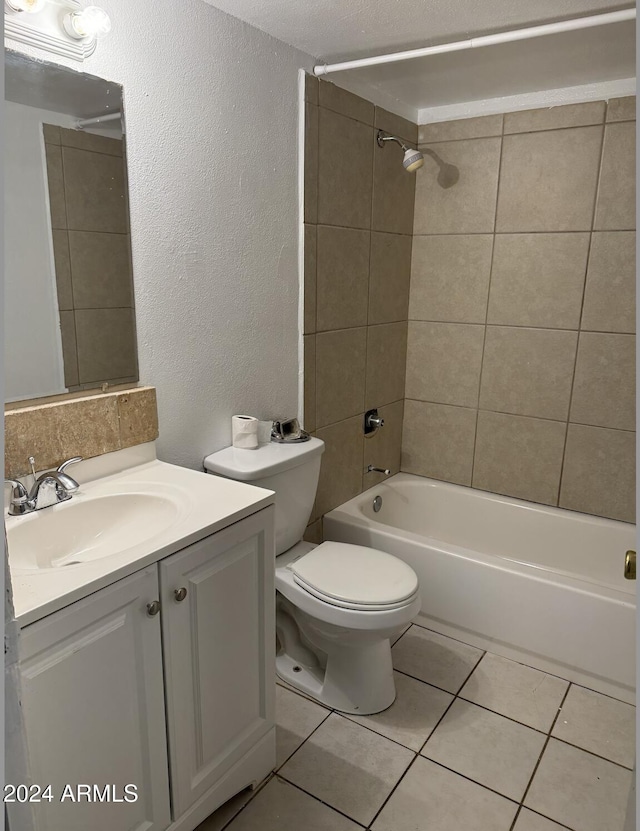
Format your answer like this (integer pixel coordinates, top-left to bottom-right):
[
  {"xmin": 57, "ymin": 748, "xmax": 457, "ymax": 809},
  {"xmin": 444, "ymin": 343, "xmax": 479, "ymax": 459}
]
[
  {"xmin": 195, "ymin": 785, "xmax": 257, "ymax": 831},
  {"xmin": 392, "ymin": 625, "xmax": 483, "ymax": 693},
  {"xmin": 513, "ymin": 808, "xmax": 570, "ymax": 831},
  {"xmin": 279, "ymin": 713, "xmax": 413, "ymax": 826},
  {"xmin": 551, "ymin": 685, "xmax": 635, "ymax": 769},
  {"xmin": 422, "ymin": 699, "xmax": 546, "ymax": 801},
  {"xmin": 460, "ymin": 652, "xmax": 568, "ymax": 732},
  {"xmin": 345, "ymin": 670, "xmax": 453, "ymax": 751},
  {"xmin": 371, "ymin": 756, "xmax": 518, "ymax": 831},
  {"xmin": 224, "ymin": 776, "xmax": 361, "ymax": 831},
  {"xmin": 524, "ymin": 738, "xmax": 633, "ymax": 831},
  {"xmin": 276, "ymin": 684, "xmax": 330, "ymax": 767}
]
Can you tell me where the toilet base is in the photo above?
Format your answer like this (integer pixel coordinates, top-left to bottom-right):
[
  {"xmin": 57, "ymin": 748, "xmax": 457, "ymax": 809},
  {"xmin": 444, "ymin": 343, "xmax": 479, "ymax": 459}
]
[{"xmin": 276, "ymin": 635, "xmax": 397, "ymax": 715}]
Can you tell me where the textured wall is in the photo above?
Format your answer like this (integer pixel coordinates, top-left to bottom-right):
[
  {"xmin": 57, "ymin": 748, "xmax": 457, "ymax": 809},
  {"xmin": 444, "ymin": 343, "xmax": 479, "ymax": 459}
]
[
  {"xmin": 303, "ymin": 75, "xmax": 417, "ymax": 541},
  {"xmin": 403, "ymin": 98, "xmax": 636, "ymax": 523},
  {"xmin": 7, "ymin": 0, "xmax": 314, "ymax": 470}
]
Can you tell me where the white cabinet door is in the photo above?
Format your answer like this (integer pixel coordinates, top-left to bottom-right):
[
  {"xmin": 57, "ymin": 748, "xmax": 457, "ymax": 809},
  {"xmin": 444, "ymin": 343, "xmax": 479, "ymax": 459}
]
[
  {"xmin": 160, "ymin": 506, "xmax": 275, "ymax": 818},
  {"xmin": 18, "ymin": 566, "xmax": 171, "ymax": 831}
]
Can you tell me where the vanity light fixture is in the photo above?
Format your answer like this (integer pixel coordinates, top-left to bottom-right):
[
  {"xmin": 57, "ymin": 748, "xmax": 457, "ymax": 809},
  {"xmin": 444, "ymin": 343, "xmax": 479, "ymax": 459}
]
[
  {"xmin": 62, "ymin": 4, "xmax": 110, "ymax": 39},
  {"xmin": 5, "ymin": 0, "xmax": 47, "ymax": 12}
]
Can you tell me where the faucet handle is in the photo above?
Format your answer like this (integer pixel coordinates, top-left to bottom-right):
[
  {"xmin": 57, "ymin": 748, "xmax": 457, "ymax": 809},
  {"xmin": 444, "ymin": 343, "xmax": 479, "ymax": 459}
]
[
  {"xmin": 56, "ymin": 457, "xmax": 83, "ymax": 492},
  {"xmin": 4, "ymin": 479, "xmax": 28, "ymax": 502}
]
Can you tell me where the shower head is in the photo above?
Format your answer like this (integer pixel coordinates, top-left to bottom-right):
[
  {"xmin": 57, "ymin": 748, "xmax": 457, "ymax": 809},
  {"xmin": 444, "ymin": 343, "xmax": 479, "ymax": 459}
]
[
  {"xmin": 377, "ymin": 130, "xmax": 424, "ymax": 173},
  {"xmin": 403, "ymin": 147, "xmax": 424, "ymax": 172}
]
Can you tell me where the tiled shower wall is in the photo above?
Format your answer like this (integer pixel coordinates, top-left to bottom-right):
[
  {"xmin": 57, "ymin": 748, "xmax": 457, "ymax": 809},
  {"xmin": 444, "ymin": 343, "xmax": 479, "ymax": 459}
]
[
  {"xmin": 403, "ymin": 98, "xmax": 636, "ymax": 523},
  {"xmin": 303, "ymin": 76, "xmax": 416, "ymax": 540},
  {"xmin": 44, "ymin": 125, "xmax": 138, "ymax": 393}
]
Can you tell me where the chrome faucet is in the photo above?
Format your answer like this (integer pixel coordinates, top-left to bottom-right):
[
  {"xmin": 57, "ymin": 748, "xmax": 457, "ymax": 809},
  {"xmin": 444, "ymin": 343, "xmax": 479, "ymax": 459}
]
[
  {"xmin": 367, "ymin": 465, "xmax": 391, "ymax": 475},
  {"xmin": 4, "ymin": 456, "xmax": 82, "ymax": 515}
]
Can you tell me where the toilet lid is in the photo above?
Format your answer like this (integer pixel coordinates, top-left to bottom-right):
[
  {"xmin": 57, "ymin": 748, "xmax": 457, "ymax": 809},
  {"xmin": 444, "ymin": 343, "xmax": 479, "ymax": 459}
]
[{"xmin": 288, "ymin": 541, "xmax": 418, "ymax": 606}]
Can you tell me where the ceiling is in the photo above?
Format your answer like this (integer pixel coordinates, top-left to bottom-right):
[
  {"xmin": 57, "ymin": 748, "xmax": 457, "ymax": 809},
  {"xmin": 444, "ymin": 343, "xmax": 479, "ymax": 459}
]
[{"xmin": 202, "ymin": 0, "xmax": 635, "ymax": 119}]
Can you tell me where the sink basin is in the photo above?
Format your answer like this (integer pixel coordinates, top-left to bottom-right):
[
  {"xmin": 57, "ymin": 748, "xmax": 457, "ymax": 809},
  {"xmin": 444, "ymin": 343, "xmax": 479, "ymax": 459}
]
[{"xmin": 7, "ymin": 492, "xmax": 181, "ymax": 572}]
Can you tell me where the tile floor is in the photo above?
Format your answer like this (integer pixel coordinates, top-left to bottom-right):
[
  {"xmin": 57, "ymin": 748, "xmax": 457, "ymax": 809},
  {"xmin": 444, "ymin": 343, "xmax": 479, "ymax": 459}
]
[{"xmin": 197, "ymin": 622, "xmax": 635, "ymax": 831}]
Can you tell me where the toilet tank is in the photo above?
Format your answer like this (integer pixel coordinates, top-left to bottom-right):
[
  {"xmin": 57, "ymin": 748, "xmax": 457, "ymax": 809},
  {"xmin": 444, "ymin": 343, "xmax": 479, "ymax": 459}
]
[{"xmin": 203, "ymin": 437, "xmax": 324, "ymax": 555}]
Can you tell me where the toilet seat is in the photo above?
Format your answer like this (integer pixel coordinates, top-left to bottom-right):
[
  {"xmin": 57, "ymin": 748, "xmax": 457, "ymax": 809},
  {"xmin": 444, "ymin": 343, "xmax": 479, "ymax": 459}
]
[{"xmin": 288, "ymin": 541, "xmax": 419, "ymax": 611}]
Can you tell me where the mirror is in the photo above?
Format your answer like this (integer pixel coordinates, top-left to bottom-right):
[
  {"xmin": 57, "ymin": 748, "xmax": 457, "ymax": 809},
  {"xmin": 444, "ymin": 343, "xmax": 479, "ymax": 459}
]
[{"xmin": 4, "ymin": 50, "xmax": 138, "ymax": 404}]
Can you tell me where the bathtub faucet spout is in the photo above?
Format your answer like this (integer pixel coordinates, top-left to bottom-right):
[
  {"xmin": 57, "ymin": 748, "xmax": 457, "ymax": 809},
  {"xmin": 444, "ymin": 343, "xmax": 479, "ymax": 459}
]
[{"xmin": 367, "ymin": 465, "xmax": 391, "ymax": 475}]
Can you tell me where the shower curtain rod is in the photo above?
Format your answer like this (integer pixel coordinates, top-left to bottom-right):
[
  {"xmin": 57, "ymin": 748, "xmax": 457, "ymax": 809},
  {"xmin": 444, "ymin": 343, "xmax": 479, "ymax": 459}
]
[
  {"xmin": 313, "ymin": 8, "xmax": 636, "ymax": 76},
  {"xmin": 76, "ymin": 111, "xmax": 122, "ymax": 129}
]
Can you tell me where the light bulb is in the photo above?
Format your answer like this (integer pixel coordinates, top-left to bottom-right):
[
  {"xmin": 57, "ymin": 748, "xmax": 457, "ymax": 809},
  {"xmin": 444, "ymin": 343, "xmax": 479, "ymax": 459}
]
[
  {"xmin": 5, "ymin": 0, "xmax": 47, "ymax": 12},
  {"xmin": 63, "ymin": 5, "xmax": 111, "ymax": 39}
]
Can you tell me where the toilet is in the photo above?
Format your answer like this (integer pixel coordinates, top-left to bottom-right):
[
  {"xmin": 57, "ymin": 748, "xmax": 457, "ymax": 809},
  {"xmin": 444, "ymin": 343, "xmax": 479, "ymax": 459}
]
[{"xmin": 204, "ymin": 437, "xmax": 420, "ymax": 715}]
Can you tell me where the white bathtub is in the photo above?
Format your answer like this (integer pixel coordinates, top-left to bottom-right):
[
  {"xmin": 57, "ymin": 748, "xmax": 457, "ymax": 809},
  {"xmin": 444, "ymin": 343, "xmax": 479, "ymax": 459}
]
[{"xmin": 324, "ymin": 474, "xmax": 636, "ymax": 703}]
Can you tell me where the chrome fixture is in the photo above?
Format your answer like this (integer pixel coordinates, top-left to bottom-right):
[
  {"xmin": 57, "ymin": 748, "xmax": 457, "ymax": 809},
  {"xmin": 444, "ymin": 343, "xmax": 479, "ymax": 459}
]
[
  {"xmin": 373, "ymin": 495, "xmax": 383, "ymax": 513},
  {"xmin": 367, "ymin": 465, "xmax": 391, "ymax": 475},
  {"xmin": 271, "ymin": 417, "xmax": 310, "ymax": 443},
  {"xmin": 364, "ymin": 408, "xmax": 384, "ymax": 436},
  {"xmin": 174, "ymin": 587, "xmax": 188, "ymax": 602},
  {"xmin": 376, "ymin": 130, "xmax": 424, "ymax": 172},
  {"xmin": 4, "ymin": 456, "xmax": 82, "ymax": 515}
]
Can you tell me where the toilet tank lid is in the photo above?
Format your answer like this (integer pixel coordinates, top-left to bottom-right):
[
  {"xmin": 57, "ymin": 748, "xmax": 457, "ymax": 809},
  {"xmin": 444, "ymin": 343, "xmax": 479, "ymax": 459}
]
[{"xmin": 204, "ymin": 436, "xmax": 324, "ymax": 481}]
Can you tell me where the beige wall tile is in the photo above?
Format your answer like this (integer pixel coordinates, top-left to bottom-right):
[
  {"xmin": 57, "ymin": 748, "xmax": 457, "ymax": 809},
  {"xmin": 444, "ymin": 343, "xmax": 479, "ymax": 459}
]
[
  {"xmin": 305, "ymin": 73, "xmax": 319, "ymax": 105},
  {"xmin": 45, "ymin": 143, "xmax": 67, "ymax": 229},
  {"xmin": 62, "ymin": 147, "xmax": 128, "ymax": 233},
  {"xmin": 116, "ymin": 387, "xmax": 159, "ymax": 448},
  {"xmin": 303, "ymin": 334, "xmax": 316, "ymax": 433},
  {"xmin": 606, "ymin": 96, "xmax": 635, "ymax": 122},
  {"xmin": 302, "ymin": 335, "xmax": 316, "ymax": 433},
  {"xmin": 473, "ymin": 411, "xmax": 566, "ymax": 506},
  {"xmin": 594, "ymin": 122, "xmax": 636, "ymax": 231},
  {"xmin": 68, "ymin": 231, "xmax": 133, "ymax": 309},
  {"xmin": 318, "ymin": 80, "xmax": 374, "ymax": 125},
  {"xmin": 363, "ymin": 400, "xmax": 404, "ymax": 487},
  {"xmin": 569, "ymin": 333, "xmax": 635, "ymax": 431},
  {"xmin": 42, "ymin": 124, "xmax": 61, "ymax": 145},
  {"xmin": 419, "ymin": 115, "xmax": 503, "ymax": 143},
  {"xmin": 59, "ymin": 310, "xmax": 79, "ymax": 388},
  {"xmin": 316, "ymin": 226, "xmax": 370, "ymax": 331},
  {"xmin": 52, "ymin": 229, "xmax": 73, "ymax": 311},
  {"xmin": 372, "ymin": 131, "xmax": 416, "ymax": 235},
  {"xmin": 59, "ymin": 127, "xmax": 123, "ymax": 156},
  {"xmin": 480, "ymin": 327, "xmax": 578, "ymax": 421},
  {"xmin": 304, "ymin": 224, "xmax": 317, "ymax": 334},
  {"xmin": 581, "ymin": 232, "xmax": 635, "ymax": 333},
  {"xmin": 5, "ymin": 394, "xmax": 120, "ymax": 478},
  {"xmin": 303, "ymin": 519, "xmax": 323, "ymax": 544},
  {"xmin": 487, "ymin": 233, "xmax": 590, "ymax": 329},
  {"xmin": 304, "ymin": 103, "xmax": 318, "ymax": 224},
  {"xmin": 75, "ymin": 308, "xmax": 137, "ymax": 384},
  {"xmin": 503, "ymin": 102, "xmax": 605, "ymax": 134},
  {"xmin": 375, "ymin": 107, "xmax": 417, "ymax": 145},
  {"xmin": 402, "ymin": 400, "xmax": 476, "ymax": 485},
  {"xmin": 406, "ymin": 321, "xmax": 484, "ymax": 407},
  {"xmin": 368, "ymin": 232, "xmax": 412, "ymax": 325},
  {"xmin": 318, "ymin": 108, "xmax": 373, "ymax": 229},
  {"xmin": 410, "ymin": 234, "xmax": 492, "ymax": 323},
  {"xmin": 560, "ymin": 424, "xmax": 635, "ymax": 522},
  {"xmin": 496, "ymin": 126, "xmax": 602, "ymax": 232},
  {"xmin": 315, "ymin": 415, "xmax": 364, "ymax": 516},
  {"xmin": 315, "ymin": 327, "xmax": 367, "ymax": 427},
  {"xmin": 365, "ymin": 322, "xmax": 408, "ymax": 409},
  {"xmin": 414, "ymin": 138, "xmax": 501, "ymax": 234}
]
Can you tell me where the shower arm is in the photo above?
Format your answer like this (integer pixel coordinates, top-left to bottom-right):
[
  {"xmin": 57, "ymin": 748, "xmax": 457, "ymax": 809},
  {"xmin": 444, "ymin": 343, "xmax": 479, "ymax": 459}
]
[{"xmin": 376, "ymin": 131, "xmax": 410, "ymax": 151}]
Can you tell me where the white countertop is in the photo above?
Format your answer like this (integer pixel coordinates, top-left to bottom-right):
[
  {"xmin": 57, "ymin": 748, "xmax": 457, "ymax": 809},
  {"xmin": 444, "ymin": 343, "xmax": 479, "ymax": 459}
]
[{"xmin": 6, "ymin": 446, "xmax": 274, "ymax": 627}]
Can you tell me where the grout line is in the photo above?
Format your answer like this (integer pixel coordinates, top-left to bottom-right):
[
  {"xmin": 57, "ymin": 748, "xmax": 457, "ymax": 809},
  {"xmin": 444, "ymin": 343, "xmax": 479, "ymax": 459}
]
[
  {"xmin": 550, "ymin": 735, "xmax": 636, "ymax": 772},
  {"xmin": 419, "ymin": 119, "xmax": 612, "ymax": 146},
  {"xmin": 405, "ymin": 319, "xmax": 635, "ymax": 336},
  {"xmin": 275, "ymin": 772, "xmax": 368, "ymax": 828},
  {"xmin": 274, "ymin": 709, "xmax": 332, "ymax": 773}
]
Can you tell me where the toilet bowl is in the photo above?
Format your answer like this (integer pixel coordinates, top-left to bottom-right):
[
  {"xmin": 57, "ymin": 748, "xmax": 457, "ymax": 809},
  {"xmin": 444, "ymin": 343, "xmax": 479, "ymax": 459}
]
[{"xmin": 204, "ymin": 436, "xmax": 421, "ymax": 715}]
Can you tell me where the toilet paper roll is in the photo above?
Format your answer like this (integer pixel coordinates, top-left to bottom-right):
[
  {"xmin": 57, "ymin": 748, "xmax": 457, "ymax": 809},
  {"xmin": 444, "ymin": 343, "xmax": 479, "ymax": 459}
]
[{"xmin": 232, "ymin": 415, "xmax": 259, "ymax": 449}]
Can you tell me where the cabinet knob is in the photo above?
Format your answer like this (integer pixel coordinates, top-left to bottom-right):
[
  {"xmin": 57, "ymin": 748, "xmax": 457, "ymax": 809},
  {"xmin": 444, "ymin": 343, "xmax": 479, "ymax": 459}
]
[
  {"xmin": 174, "ymin": 587, "xmax": 188, "ymax": 602},
  {"xmin": 146, "ymin": 600, "xmax": 161, "ymax": 617}
]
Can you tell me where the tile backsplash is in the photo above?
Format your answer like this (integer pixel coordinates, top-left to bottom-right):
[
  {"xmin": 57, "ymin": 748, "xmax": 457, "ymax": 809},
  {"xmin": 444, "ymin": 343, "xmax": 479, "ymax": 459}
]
[
  {"xmin": 403, "ymin": 97, "xmax": 636, "ymax": 523},
  {"xmin": 303, "ymin": 76, "xmax": 416, "ymax": 537}
]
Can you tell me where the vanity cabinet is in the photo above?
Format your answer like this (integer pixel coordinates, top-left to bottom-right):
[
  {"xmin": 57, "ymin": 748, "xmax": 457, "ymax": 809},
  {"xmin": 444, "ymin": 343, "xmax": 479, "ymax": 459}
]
[{"xmin": 16, "ymin": 506, "xmax": 276, "ymax": 831}]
